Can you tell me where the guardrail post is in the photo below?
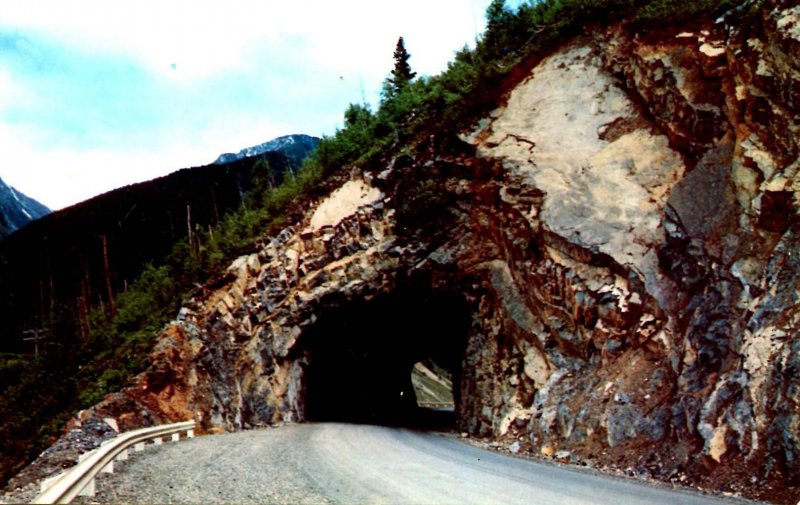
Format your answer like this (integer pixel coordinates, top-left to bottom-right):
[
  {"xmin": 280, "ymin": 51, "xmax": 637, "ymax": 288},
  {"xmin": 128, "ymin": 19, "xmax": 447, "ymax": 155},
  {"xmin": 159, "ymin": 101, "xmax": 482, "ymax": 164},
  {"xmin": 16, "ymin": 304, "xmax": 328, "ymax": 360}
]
[
  {"xmin": 188, "ymin": 429, "xmax": 195, "ymax": 438},
  {"xmin": 134, "ymin": 442, "xmax": 145, "ymax": 451},
  {"xmin": 117, "ymin": 449, "xmax": 129, "ymax": 461},
  {"xmin": 78, "ymin": 478, "xmax": 95, "ymax": 497},
  {"xmin": 172, "ymin": 433, "xmax": 180, "ymax": 442},
  {"xmin": 101, "ymin": 461, "xmax": 113, "ymax": 474},
  {"xmin": 153, "ymin": 437, "xmax": 163, "ymax": 446}
]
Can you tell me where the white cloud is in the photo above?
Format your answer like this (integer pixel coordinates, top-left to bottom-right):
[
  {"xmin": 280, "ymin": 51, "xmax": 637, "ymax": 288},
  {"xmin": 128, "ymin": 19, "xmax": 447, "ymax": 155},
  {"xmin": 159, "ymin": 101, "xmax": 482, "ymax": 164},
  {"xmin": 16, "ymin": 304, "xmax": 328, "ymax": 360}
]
[
  {"xmin": 0, "ymin": 71, "xmax": 24, "ymax": 104},
  {"xmin": 1, "ymin": 1, "xmax": 488, "ymax": 81}
]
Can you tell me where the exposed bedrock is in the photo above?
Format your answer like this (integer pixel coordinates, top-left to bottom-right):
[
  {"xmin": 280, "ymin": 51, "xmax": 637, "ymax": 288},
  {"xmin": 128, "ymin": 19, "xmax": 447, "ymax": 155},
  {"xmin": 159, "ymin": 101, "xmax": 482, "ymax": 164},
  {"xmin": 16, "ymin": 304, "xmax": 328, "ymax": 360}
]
[{"xmin": 14, "ymin": 3, "xmax": 800, "ymax": 503}]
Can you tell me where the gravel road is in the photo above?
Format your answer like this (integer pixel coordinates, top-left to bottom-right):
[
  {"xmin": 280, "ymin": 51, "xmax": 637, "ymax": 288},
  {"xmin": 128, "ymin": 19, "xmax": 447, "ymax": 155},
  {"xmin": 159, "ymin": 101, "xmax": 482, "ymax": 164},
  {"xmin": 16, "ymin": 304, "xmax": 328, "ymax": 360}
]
[{"xmin": 76, "ymin": 423, "xmax": 752, "ymax": 504}]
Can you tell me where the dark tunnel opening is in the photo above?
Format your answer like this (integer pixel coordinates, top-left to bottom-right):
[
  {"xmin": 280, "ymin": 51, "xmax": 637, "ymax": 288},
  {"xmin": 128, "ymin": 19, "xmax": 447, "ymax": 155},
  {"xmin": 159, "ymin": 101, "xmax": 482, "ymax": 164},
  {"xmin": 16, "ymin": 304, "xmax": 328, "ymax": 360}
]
[{"xmin": 301, "ymin": 287, "xmax": 471, "ymax": 429}]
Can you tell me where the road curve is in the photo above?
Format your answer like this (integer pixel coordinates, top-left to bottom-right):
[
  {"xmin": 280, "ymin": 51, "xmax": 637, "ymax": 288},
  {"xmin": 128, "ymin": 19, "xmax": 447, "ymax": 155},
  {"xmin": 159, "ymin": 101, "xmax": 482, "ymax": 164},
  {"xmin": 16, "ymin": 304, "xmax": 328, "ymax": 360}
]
[{"xmin": 79, "ymin": 423, "xmax": 752, "ymax": 504}]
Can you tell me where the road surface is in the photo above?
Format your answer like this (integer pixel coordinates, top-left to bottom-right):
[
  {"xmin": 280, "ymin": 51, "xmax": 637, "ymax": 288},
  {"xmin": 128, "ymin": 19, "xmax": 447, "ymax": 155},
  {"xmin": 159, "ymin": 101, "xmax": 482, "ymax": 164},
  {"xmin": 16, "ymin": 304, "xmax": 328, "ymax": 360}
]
[{"xmin": 78, "ymin": 423, "xmax": 752, "ymax": 504}]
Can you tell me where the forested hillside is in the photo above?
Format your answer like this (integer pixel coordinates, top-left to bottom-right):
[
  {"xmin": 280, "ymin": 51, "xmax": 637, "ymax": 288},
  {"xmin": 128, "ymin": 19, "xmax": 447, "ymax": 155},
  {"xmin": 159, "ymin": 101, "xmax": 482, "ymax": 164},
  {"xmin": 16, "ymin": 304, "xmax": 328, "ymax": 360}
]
[{"xmin": 0, "ymin": 144, "xmax": 315, "ymax": 484}]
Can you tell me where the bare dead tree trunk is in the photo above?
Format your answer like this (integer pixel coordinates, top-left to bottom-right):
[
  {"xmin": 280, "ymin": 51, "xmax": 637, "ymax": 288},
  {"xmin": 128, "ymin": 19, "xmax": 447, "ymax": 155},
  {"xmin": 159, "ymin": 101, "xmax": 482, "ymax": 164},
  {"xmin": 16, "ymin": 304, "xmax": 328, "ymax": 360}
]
[
  {"xmin": 101, "ymin": 235, "xmax": 115, "ymax": 318},
  {"xmin": 77, "ymin": 280, "xmax": 89, "ymax": 342},
  {"xmin": 48, "ymin": 261, "xmax": 55, "ymax": 317},
  {"xmin": 187, "ymin": 204, "xmax": 195, "ymax": 256},
  {"xmin": 38, "ymin": 279, "xmax": 45, "ymax": 328},
  {"xmin": 210, "ymin": 188, "xmax": 221, "ymax": 226}
]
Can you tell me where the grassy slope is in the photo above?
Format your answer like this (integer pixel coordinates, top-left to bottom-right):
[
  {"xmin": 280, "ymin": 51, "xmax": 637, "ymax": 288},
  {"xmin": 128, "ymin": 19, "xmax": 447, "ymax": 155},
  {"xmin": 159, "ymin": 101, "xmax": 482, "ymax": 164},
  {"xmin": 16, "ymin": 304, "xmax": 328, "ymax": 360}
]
[{"xmin": 412, "ymin": 363, "xmax": 454, "ymax": 405}]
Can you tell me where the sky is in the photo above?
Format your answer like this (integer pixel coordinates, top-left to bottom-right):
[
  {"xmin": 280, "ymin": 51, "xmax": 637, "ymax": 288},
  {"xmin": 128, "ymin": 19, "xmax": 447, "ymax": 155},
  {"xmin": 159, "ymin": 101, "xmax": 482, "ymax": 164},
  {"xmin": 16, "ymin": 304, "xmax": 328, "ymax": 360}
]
[{"xmin": 0, "ymin": 0, "xmax": 525, "ymax": 210}]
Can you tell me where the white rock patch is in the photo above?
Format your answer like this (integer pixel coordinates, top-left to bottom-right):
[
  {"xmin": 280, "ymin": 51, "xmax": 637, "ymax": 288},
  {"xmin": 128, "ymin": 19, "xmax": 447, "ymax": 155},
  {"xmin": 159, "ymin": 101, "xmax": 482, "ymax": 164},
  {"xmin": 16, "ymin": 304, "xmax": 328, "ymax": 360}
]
[
  {"xmin": 476, "ymin": 45, "xmax": 684, "ymax": 297},
  {"xmin": 699, "ymin": 43, "xmax": 725, "ymax": 57},
  {"xmin": 777, "ymin": 5, "xmax": 800, "ymax": 42},
  {"xmin": 309, "ymin": 179, "xmax": 383, "ymax": 231},
  {"xmin": 523, "ymin": 346, "xmax": 551, "ymax": 389}
]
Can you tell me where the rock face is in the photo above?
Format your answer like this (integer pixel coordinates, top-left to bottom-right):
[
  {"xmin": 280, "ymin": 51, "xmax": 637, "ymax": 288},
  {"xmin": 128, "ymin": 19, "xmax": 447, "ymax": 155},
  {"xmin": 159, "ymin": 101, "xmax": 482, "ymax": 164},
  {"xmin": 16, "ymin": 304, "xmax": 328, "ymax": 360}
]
[{"xmin": 8, "ymin": 3, "xmax": 799, "ymax": 503}]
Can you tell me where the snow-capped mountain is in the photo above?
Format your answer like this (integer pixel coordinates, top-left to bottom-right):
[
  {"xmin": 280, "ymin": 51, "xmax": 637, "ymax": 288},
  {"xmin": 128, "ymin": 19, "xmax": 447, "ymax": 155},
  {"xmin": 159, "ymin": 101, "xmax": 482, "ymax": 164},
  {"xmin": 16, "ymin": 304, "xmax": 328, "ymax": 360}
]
[
  {"xmin": 0, "ymin": 177, "xmax": 50, "ymax": 239},
  {"xmin": 214, "ymin": 134, "xmax": 320, "ymax": 166}
]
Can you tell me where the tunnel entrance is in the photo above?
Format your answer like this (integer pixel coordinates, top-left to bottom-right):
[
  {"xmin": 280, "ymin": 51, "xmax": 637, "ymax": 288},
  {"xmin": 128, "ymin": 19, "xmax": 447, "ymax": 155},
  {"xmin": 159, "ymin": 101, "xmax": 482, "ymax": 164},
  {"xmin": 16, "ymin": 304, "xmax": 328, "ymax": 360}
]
[{"xmin": 301, "ymin": 287, "xmax": 470, "ymax": 429}]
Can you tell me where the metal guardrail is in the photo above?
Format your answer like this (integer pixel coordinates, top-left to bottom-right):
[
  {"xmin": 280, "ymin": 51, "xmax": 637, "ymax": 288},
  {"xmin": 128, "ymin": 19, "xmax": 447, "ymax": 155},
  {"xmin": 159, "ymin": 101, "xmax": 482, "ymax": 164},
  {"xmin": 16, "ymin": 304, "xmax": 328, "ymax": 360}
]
[
  {"xmin": 33, "ymin": 420, "xmax": 195, "ymax": 504},
  {"xmin": 417, "ymin": 402, "xmax": 455, "ymax": 408}
]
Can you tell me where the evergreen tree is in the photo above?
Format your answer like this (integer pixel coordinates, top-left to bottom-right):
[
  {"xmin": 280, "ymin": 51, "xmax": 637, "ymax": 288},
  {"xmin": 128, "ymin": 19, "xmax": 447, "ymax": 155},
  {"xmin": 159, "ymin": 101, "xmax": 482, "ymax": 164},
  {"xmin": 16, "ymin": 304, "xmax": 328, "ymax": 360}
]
[
  {"xmin": 486, "ymin": 0, "xmax": 510, "ymax": 31},
  {"xmin": 482, "ymin": 0, "xmax": 513, "ymax": 58},
  {"xmin": 248, "ymin": 157, "xmax": 275, "ymax": 208},
  {"xmin": 389, "ymin": 36, "xmax": 416, "ymax": 94}
]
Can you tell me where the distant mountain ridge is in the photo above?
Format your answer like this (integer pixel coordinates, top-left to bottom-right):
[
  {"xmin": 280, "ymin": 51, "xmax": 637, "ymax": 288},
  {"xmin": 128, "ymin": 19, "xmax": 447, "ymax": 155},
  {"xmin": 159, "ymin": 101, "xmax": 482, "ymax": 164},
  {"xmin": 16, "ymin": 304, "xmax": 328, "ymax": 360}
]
[
  {"xmin": 214, "ymin": 134, "xmax": 320, "ymax": 166},
  {"xmin": 0, "ymin": 177, "xmax": 50, "ymax": 239}
]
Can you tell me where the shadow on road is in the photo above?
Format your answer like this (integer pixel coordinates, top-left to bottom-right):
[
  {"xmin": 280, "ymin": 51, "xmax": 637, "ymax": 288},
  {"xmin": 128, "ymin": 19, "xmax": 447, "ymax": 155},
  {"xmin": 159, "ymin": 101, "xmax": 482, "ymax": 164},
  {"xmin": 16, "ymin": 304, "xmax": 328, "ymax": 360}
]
[{"xmin": 406, "ymin": 406, "xmax": 456, "ymax": 432}]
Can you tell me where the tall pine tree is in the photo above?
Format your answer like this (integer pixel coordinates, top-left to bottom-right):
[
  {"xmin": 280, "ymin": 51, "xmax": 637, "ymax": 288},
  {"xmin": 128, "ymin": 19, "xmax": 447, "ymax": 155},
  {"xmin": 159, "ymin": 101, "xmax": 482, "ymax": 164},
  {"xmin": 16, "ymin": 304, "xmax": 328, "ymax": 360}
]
[
  {"xmin": 388, "ymin": 36, "xmax": 416, "ymax": 94},
  {"xmin": 486, "ymin": 0, "xmax": 510, "ymax": 31},
  {"xmin": 483, "ymin": 0, "xmax": 512, "ymax": 58}
]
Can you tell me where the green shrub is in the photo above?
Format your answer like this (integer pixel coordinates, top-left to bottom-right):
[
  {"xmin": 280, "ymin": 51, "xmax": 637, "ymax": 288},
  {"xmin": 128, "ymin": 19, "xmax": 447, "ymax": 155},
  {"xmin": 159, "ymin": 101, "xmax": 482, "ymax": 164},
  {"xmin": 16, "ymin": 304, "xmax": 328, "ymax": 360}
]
[
  {"xmin": 77, "ymin": 383, "xmax": 107, "ymax": 408},
  {"xmin": 636, "ymin": 0, "xmax": 740, "ymax": 23},
  {"xmin": 114, "ymin": 264, "xmax": 177, "ymax": 333}
]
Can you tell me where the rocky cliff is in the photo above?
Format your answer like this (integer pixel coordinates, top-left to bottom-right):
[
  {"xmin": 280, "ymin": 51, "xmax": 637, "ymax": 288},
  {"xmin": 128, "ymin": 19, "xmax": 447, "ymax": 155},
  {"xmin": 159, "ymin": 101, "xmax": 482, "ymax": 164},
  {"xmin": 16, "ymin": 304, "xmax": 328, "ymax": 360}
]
[{"xmin": 7, "ymin": 2, "xmax": 799, "ymax": 503}]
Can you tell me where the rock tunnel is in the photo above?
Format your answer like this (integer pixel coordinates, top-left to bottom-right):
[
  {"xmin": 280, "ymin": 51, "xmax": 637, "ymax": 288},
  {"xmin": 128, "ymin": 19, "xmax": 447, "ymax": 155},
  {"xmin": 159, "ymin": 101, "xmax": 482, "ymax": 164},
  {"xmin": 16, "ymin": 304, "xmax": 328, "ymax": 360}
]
[{"xmin": 299, "ymin": 286, "xmax": 471, "ymax": 428}]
